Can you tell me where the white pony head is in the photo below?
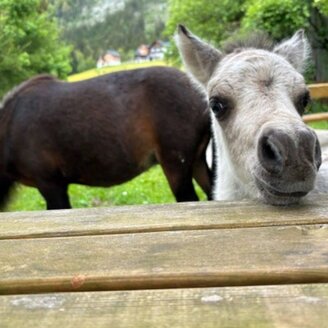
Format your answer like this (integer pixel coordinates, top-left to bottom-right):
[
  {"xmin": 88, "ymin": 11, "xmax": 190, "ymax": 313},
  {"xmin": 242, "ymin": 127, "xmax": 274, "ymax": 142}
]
[{"xmin": 176, "ymin": 25, "xmax": 321, "ymax": 205}]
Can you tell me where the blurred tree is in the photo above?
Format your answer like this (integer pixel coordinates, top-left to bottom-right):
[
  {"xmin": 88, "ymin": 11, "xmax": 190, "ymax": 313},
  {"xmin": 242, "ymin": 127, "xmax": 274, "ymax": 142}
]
[
  {"xmin": 242, "ymin": 0, "xmax": 328, "ymax": 81},
  {"xmin": 165, "ymin": 0, "xmax": 245, "ymax": 44},
  {"xmin": 314, "ymin": 0, "xmax": 328, "ymax": 15},
  {"xmin": 307, "ymin": 2, "xmax": 328, "ymax": 82},
  {"xmin": 51, "ymin": 0, "xmax": 167, "ymax": 73},
  {"xmin": 165, "ymin": 0, "xmax": 328, "ymax": 81},
  {"xmin": 164, "ymin": 0, "xmax": 245, "ymax": 65},
  {"xmin": 242, "ymin": 0, "xmax": 310, "ymax": 40},
  {"xmin": 0, "ymin": 0, "xmax": 72, "ymax": 97}
]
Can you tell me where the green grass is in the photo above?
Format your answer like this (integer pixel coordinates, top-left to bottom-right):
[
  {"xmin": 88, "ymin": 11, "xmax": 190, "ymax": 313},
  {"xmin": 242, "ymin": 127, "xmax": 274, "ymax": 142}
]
[
  {"xmin": 309, "ymin": 121, "xmax": 328, "ymax": 129},
  {"xmin": 7, "ymin": 166, "xmax": 206, "ymax": 212}
]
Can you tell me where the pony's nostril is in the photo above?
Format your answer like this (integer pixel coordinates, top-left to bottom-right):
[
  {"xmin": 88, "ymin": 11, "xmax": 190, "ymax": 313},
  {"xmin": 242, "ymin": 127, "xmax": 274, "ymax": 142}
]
[
  {"xmin": 258, "ymin": 136, "xmax": 284, "ymax": 174},
  {"xmin": 299, "ymin": 129, "xmax": 322, "ymax": 171},
  {"xmin": 263, "ymin": 139, "xmax": 278, "ymax": 161}
]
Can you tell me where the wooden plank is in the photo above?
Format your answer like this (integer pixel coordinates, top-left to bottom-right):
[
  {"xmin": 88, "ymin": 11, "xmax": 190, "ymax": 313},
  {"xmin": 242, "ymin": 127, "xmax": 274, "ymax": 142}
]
[
  {"xmin": 303, "ymin": 112, "xmax": 328, "ymax": 122},
  {"xmin": 1, "ymin": 284, "xmax": 327, "ymax": 328},
  {"xmin": 308, "ymin": 83, "xmax": 328, "ymax": 99},
  {"xmin": 1, "ymin": 197, "xmax": 328, "ymax": 240},
  {"xmin": 0, "ymin": 224, "xmax": 327, "ymax": 294}
]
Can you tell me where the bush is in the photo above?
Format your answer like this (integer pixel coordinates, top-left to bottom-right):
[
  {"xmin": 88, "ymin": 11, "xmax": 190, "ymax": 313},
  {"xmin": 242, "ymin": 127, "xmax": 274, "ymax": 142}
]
[
  {"xmin": 242, "ymin": 0, "xmax": 310, "ymax": 40},
  {"xmin": 314, "ymin": 0, "xmax": 328, "ymax": 15},
  {"xmin": 164, "ymin": 0, "xmax": 246, "ymax": 64},
  {"xmin": 0, "ymin": 0, "xmax": 71, "ymax": 97}
]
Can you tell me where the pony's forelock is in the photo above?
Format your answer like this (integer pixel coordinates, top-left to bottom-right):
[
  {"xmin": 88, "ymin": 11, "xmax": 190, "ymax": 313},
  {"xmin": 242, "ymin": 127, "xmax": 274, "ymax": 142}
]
[{"xmin": 222, "ymin": 32, "xmax": 275, "ymax": 55}]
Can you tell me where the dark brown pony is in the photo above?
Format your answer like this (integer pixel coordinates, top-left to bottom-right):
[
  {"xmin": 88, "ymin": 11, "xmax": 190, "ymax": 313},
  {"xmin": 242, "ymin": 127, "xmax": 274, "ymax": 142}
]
[{"xmin": 0, "ymin": 66, "xmax": 212, "ymax": 210}]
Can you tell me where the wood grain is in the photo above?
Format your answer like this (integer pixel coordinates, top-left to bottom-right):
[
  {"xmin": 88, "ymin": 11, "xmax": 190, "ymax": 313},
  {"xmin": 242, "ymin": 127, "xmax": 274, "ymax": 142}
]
[
  {"xmin": 1, "ymin": 284, "xmax": 327, "ymax": 328},
  {"xmin": 308, "ymin": 83, "xmax": 328, "ymax": 99},
  {"xmin": 1, "ymin": 223, "xmax": 327, "ymax": 294},
  {"xmin": 1, "ymin": 197, "xmax": 328, "ymax": 240}
]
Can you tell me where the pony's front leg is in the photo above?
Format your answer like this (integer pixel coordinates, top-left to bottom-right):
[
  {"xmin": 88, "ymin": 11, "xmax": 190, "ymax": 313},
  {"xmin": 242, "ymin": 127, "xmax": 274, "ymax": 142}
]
[{"xmin": 37, "ymin": 181, "xmax": 71, "ymax": 210}]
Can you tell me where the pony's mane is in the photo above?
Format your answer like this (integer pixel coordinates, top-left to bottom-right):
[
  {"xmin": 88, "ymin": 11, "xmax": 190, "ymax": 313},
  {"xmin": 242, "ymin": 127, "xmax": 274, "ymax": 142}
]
[
  {"xmin": 0, "ymin": 74, "xmax": 56, "ymax": 110},
  {"xmin": 222, "ymin": 32, "xmax": 275, "ymax": 55}
]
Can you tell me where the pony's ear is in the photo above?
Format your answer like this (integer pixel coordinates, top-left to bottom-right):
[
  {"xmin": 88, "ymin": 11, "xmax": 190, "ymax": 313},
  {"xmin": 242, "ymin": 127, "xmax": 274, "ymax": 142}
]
[
  {"xmin": 175, "ymin": 25, "xmax": 223, "ymax": 85},
  {"xmin": 273, "ymin": 30, "xmax": 311, "ymax": 73}
]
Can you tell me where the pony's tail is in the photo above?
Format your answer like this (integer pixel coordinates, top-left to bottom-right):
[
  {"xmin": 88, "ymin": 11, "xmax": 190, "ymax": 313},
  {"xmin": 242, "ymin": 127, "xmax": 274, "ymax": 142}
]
[{"xmin": 0, "ymin": 175, "xmax": 15, "ymax": 210}]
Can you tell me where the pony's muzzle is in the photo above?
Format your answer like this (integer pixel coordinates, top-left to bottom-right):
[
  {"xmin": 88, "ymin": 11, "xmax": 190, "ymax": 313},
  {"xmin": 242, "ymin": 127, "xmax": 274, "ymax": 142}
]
[{"xmin": 258, "ymin": 127, "xmax": 322, "ymax": 177}]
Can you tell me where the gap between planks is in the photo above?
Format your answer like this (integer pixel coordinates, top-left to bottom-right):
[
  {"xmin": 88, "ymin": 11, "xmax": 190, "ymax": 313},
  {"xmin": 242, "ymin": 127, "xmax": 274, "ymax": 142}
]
[
  {"xmin": 2, "ymin": 269, "xmax": 328, "ymax": 296},
  {"xmin": 1, "ymin": 196, "xmax": 328, "ymax": 240}
]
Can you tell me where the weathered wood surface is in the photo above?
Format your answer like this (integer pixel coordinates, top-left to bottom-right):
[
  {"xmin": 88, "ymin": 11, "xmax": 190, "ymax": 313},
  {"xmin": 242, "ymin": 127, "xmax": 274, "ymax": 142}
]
[
  {"xmin": 1, "ymin": 284, "xmax": 327, "ymax": 328},
  {"xmin": 308, "ymin": 83, "xmax": 328, "ymax": 99},
  {"xmin": 1, "ymin": 199, "xmax": 328, "ymax": 326},
  {"xmin": 1, "ymin": 221, "xmax": 328, "ymax": 294},
  {"xmin": 1, "ymin": 197, "xmax": 328, "ymax": 240}
]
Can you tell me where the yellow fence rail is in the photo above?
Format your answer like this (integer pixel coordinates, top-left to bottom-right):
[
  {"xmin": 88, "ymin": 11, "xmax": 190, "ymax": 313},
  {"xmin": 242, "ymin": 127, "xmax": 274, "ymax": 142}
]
[
  {"xmin": 308, "ymin": 83, "xmax": 328, "ymax": 100},
  {"xmin": 303, "ymin": 83, "xmax": 328, "ymax": 123}
]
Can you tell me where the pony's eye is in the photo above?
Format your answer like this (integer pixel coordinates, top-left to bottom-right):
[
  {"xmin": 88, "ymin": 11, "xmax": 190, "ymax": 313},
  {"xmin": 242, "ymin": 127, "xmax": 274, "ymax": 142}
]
[
  {"xmin": 297, "ymin": 91, "xmax": 311, "ymax": 115},
  {"xmin": 209, "ymin": 97, "xmax": 230, "ymax": 120}
]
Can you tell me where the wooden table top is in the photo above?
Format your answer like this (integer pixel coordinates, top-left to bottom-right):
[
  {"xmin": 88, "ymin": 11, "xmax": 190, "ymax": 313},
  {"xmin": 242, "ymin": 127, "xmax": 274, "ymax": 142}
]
[{"xmin": 1, "ymin": 197, "xmax": 328, "ymax": 327}]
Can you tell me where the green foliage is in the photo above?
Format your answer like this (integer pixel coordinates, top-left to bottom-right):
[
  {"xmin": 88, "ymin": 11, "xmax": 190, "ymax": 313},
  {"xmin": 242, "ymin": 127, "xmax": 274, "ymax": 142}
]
[
  {"xmin": 164, "ymin": 0, "xmax": 245, "ymax": 63},
  {"xmin": 165, "ymin": 0, "xmax": 245, "ymax": 43},
  {"xmin": 314, "ymin": 0, "xmax": 328, "ymax": 15},
  {"xmin": 72, "ymin": 50, "xmax": 95, "ymax": 73},
  {"xmin": 308, "ymin": 100, "xmax": 328, "ymax": 114},
  {"xmin": 0, "ymin": 0, "xmax": 71, "ymax": 97},
  {"xmin": 242, "ymin": 0, "xmax": 310, "ymax": 40},
  {"xmin": 241, "ymin": 0, "xmax": 328, "ymax": 81}
]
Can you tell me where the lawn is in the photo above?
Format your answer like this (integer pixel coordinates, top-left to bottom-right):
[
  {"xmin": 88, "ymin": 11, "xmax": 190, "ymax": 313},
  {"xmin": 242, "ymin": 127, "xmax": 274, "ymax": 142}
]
[
  {"xmin": 309, "ymin": 121, "xmax": 328, "ymax": 129},
  {"xmin": 7, "ymin": 166, "xmax": 207, "ymax": 212},
  {"xmin": 5, "ymin": 61, "xmax": 328, "ymax": 212}
]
